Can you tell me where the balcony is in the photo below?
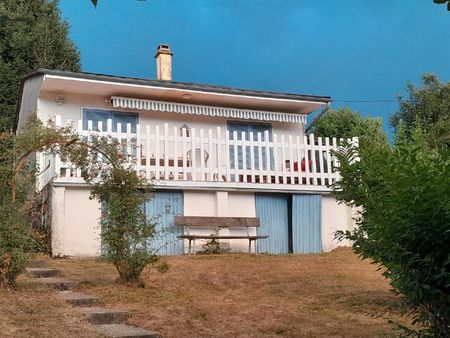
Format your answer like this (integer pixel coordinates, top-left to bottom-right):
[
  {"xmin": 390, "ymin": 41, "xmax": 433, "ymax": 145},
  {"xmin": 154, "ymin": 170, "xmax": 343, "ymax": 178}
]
[{"xmin": 38, "ymin": 116, "xmax": 358, "ymax": 192}]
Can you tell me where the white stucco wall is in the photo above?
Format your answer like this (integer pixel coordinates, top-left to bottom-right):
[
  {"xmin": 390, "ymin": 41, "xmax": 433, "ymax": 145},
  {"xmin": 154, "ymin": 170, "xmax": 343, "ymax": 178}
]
[
  {"xmin": 51, "ymin": 186, "xmax": 101, "ymax": 257},
  {"xmin": 37, "ymin": 91, "xmax": 305, "ymax": 141},
  {"xmin": 321, "ymin": 195, "xmax": 355, "ymax": 252},
  {"xmin": 16, "ymin": 75, "xmax": 44, "ymax": 132}
]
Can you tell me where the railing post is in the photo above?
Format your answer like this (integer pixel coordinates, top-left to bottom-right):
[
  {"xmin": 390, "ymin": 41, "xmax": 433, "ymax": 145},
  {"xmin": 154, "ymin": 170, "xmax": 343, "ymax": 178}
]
[
  {"xmin": 146, "ymin": 124, "xmax": 151, "ymax": 180},
  {"xmin": 273, "ymin": 134, "xmax": 279, "ymax": 184},
  {"xmin": 208, "ymin": 128, "xmax": 213, "ymax": 181},
  {"xmin": 288, "ymin": 135, "xmax": 295, "ymax": 184},
  {"xmin": 191, "ymin": 128, "xmax": 196, "ymax": 181},
  {"xmin": 232, "ymin": 131, "xmax": 238, "ymax": 182},
  {"xmin": 155, "ymin": 125, "xmax": 160, "ymax": 180},
  {"xmin": 217, "ymin": 127, "xmax": 222, "ymax": 182},
  {"xmin": 164, "ymin": 123, "xmax": 169, "ymax": 180},
  {"xmin": 225, "ymin": 130, "xmax": 231, "ymax": 182},
  {"xmin": 249, "ymin": 131, "xmax": 255, "ymax": 183},
  {"xmin": 241, "ymin": 131, "xmax": 247, "ymax": 183},
  {"xmin": 257, "ymin": 132, "xmax": 264, "ymax": 183},
  {"xmin": 182, "ymin": 127, "xmax": 187, "ymax": 180},
  {"xmin": 309, "ymin": 133, "xmax": 317, "ymax": 185},
  {"xmin": 173, "ymin": 126, "xmax": 179, "ymax": 181},
  {"xmin": 317, "ymin": 136, "xmax": 325, "ymax": 185}
]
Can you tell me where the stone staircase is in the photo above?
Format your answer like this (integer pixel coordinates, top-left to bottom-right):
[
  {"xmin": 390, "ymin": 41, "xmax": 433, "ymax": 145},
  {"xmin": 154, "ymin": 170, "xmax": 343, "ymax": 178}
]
[{"xmin": 26, "ymin": 267, "xmax": 160, "ymax": 338}]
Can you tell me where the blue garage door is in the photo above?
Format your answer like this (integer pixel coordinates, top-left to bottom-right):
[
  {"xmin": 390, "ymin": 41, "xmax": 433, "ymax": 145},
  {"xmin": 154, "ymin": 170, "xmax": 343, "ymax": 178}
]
[
  {"xmin": 292, "ymin": 194, "xmax": 322, "ymax": 254},
  {"xmin": 145, "ymin": 191, "xmax": 184, "ymax": 255},
  {"xmin": 255, "ymin": 193, "xmax": 289, "ymax": 254}
]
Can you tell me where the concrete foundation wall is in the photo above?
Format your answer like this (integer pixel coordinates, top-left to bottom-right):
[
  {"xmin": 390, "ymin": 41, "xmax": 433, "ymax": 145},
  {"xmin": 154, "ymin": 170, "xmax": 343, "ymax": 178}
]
[
  {"xmin": 51, "ymin": 186, "xmax": 101, "ymax": 257},
  {"xmin": 50, "ymin": 186, "xmax": 354, "ymax": 256},
  {"xmin": 321, "ymin": 195, "xmax": 355, "ymax": 252}
]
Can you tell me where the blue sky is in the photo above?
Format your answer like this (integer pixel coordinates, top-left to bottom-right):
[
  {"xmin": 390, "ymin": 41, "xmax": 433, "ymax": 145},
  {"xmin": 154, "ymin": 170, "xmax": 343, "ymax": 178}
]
[{"xmin": 60, "ymin": 0, "xmax": 450, "ymax": 134}]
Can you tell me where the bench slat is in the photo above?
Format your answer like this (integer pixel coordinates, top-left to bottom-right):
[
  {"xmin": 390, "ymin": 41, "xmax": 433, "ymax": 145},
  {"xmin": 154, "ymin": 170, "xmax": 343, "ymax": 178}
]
[
  {"xmin": 175, "ymin": 216, "xmax": 260, "ymax": 228},
  {"xmin": 178, "ymin": 235, "xmax": 268, "ymax": 240}
]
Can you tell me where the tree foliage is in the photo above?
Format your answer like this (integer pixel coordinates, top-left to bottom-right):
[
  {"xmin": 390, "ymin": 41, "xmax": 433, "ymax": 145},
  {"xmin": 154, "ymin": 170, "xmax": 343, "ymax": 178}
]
[
  {"xmin": 433, "ymin": 0, "xmax": 450, "ymax": 11},
  {"xmin": 0, "ymin": 115, "xmax": 75, "ymax": 288},
  {"xmin": 309, "ymin": 107, "xmax": 388, "ymax": 153},
  {"xmin": 333, "ymin": 129, "xmax": 450, "ymax": 336},
  {"xmin": 0, "ymin": 0, "xmax": 80, "ymax": 131},
  {"xmin": 391, "ymin": 74, "xmax": 450, "ymax": 149}
]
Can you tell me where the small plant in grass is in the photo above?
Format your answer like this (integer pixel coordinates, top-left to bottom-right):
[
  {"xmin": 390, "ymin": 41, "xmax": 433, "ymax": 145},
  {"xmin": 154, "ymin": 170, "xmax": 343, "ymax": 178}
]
[
  {"xmin": 199, "ymin": 226, "xmax": 230, "ymax": 254},
  {"xmin": 156, "ymin": 261, "xmax": 170, "ymax": 273}
]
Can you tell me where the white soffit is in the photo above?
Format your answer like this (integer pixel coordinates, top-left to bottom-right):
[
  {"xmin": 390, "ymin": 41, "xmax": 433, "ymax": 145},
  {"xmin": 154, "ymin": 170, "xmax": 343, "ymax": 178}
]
[{"xmin": 111, "ymin": 96, "xmax": 308, "ymax": 124}]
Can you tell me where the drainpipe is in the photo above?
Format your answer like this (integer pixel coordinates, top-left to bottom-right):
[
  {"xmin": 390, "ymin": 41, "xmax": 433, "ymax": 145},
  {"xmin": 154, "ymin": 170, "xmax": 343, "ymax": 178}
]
[{"xmin": 305, "ymin": 102, "xmax": 331, "ymax": 135}]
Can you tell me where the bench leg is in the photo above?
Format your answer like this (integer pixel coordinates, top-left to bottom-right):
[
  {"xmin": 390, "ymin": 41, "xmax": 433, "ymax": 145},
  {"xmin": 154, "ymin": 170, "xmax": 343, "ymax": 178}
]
[
  {"xmin": 248, "ymin": 239, "xmax": 252, "ymax": 253},
  {"xmin": 188, "ymin": 239, "xmax": 192, "ymax": 255}
]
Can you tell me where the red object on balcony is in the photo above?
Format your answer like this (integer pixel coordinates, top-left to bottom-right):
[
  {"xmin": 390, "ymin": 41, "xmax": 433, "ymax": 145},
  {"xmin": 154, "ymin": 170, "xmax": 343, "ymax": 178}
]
[{"xmin": 292, "ymin": 159, "xmax": 312, "ymax": 172}]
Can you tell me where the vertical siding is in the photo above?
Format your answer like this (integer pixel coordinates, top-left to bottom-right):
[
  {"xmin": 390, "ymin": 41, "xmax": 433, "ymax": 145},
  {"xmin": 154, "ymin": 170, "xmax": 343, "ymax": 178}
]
[
  {"xmin": 292, "ymin": 194, "xmax": 322, "ymax": 254},
  {"xmin": 145, "ymin": 191, "xmax": 184, "ymax": 255},
  {"xmin": 255, "ymin": 193, "xmax": 289, "ymax": 254}
]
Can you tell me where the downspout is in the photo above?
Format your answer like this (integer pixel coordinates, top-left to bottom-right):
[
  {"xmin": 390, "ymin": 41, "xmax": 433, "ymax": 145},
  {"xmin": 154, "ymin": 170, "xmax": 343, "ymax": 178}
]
[{"xmin": 305, "ymin": 102, "xmax": 331, "ymax": 135}]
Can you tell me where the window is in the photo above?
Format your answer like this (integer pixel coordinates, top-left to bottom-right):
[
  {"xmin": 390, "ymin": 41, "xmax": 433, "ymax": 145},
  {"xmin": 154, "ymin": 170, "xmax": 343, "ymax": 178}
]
[
  {"xmin": 227, "ymin": 122, "xmax": 273, "ymax": 170},
  {"xmin": 82, "ymin": 109, "xmax": 138, "ymax": 133}
]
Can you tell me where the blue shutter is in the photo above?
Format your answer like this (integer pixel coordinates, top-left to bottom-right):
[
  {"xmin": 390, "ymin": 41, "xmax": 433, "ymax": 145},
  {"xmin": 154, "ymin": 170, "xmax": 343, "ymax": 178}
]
[
  {"xmin": 145, "ymin": 191, "xmax": 184, "ymax": 255},
  {"xmin": 255, "ymin": 193, "xmax": 289, "ymax": 254},
  {"xmin": 292, "ymin": 194, "xmax": 322, "ymax": 254}
]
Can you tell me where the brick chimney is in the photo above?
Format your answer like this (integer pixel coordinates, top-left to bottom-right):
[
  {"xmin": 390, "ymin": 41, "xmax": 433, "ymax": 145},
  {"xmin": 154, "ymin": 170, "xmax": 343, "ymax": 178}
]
[{"xmin": 154, "ymin": 44, "xmax": 173, "ymax": 81}]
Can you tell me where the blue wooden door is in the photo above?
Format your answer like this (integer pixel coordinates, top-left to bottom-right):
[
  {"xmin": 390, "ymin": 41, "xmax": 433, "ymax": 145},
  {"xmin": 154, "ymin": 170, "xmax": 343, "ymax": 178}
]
[
  {"xmin": 292, "ymin": 194, "xmax": 322, "ymax": 254},
  {"xmin": 145, "ymin": 191, "xmax": 184, "ymax": 255},
  {"xmin": 255, "ymin": 193, "xmax": 289, "ymax": 254}
]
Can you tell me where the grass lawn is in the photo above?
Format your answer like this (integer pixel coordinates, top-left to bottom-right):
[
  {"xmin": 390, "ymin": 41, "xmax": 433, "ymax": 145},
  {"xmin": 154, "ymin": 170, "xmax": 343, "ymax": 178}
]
[{"xmin": 41, "ymin": 248, "xmax": 411, "ymax": 338}]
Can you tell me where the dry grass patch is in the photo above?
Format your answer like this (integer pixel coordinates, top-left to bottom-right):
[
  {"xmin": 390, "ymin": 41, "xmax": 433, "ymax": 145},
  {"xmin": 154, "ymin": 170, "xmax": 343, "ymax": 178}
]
[
  {"xmin": 0, "ymin": 277, "xmax": 100, "ymax": 338},
  {"xmin": 49, "ymin": 248, "xmax": 411, "ymax": 337}
]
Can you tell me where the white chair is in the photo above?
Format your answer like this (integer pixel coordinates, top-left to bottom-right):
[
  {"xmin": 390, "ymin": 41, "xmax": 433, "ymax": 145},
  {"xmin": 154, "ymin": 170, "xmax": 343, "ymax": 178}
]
[{"xmin": 186, "ymin": 149, "xmax": 209, "ymax": 180}]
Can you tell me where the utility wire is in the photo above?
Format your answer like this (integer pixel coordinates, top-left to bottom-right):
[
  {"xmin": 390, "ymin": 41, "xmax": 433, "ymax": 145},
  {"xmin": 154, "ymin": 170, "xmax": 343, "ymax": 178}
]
[{"xmin": 333, "ymin": 99, "xmax": 397, "ymax": 103}]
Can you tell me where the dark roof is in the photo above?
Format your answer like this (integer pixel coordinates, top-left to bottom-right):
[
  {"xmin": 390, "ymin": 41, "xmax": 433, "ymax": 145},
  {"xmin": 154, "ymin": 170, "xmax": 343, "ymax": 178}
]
[{"xmin": 23, "ymin": 68, "xmax": 332, "ymax": 103}]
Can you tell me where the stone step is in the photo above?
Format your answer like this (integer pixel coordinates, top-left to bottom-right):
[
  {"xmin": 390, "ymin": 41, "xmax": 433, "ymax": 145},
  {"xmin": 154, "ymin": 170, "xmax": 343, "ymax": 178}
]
[
  {"xmin": 34, "ymin": 277, "xmax": 75, "ymax": 290},
  {"xmin": 93, "ymin": 324, "xmax": 160, "ymax": 338},
  {"xmin": 80, "ymin": 307, "xmax": 130, "ymax": 325},
  {"xmin": 58, "ymin": 291, "xmax": 99, "ymax": 307},
  {"xmin": 26, "ymin": 267, "xmax": 60, "ymax": 278}
]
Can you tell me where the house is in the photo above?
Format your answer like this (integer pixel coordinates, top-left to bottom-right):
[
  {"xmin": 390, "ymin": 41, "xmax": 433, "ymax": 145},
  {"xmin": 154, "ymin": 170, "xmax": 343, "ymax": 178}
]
[{"xmin": 16, "ymin": 44, "xmax": 356, "ymax": 257}]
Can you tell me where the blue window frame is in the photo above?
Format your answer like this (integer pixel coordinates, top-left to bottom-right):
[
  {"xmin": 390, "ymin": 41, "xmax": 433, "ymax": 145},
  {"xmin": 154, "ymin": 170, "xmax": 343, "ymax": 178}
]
[
  {"xmin": 83, "ymin": 109, "xmax": 138, "ymax": 133},
  {"xmin": 227, "ymin": 122, "xmax": 273, "ymax": 170}
]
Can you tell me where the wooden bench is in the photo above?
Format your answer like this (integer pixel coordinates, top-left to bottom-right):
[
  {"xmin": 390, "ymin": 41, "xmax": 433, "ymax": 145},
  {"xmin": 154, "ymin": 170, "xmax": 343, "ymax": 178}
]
[{"xmin": 174, "ymin": 216, "xmax": 268, "ymax": 254}]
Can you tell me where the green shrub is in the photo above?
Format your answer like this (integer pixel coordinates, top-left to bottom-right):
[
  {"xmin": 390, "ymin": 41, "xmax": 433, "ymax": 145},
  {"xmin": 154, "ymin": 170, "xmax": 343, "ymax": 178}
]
[
  {"xmin": 65, "ymin": 135, "xmax": 157, "ymax": 284},
  {"xmin": 333, "ymin": 129, "xmax": 450, "ymax": 336}
]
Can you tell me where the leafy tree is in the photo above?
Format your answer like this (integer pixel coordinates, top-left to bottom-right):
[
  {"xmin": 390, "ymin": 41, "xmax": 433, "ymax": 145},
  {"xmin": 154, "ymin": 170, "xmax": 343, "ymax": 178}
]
[
  {"xmin": 308, "ymin": 107, "xmax": 388, "ymax": 152},
  {"xmin": 391, "ymin": 74, "xmax": 450, "ymax": 148},
  {"xmin": 333, "ymin": 129, "xmax": 450, "ymax": 336},
  {"xmin": 434, "ymin": 0, "xmax": 450, "ymax": 11},
  {"xmin": 0, "ymin": 0, "xmax": 80, "ymax": 131}
]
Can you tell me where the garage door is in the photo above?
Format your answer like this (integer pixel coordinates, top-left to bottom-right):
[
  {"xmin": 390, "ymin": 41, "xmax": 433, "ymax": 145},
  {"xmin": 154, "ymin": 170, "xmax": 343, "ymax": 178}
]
[
  {"xmin": 255, "ymin": 193, "xmax": 289, "ymax": 254},
  {"xmin": 292, "ymin": 194, "xmax": 322, "ymax": 253},
  {"xmin": 145, "ymin": 191, "xmax": 184, "ymax": 255}
]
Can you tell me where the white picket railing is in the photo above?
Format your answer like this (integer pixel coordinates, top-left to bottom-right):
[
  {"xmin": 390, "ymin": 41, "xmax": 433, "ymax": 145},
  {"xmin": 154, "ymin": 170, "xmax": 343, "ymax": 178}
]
[{"xmin": 37, "ymin": 116, "xmax": 358, "ymax": 189}]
